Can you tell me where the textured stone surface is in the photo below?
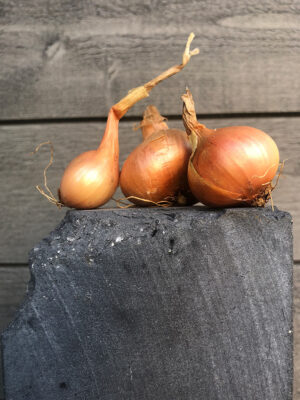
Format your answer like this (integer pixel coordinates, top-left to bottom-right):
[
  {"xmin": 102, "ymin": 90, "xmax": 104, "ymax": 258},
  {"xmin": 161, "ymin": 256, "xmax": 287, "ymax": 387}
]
[{"xmin": 2, "ymin": 207, "xmax": 293, "ymax": 400}]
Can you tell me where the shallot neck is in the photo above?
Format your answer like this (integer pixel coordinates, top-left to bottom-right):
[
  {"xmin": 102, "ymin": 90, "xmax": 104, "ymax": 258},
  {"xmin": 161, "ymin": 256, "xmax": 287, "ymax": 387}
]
[
  {"xmin": 182, "ymin": 89, "xmax": 212, "ymax": 141},
  {"xmin": 140, "ymin": 105, "xmax": 169, "ymax": 140}
]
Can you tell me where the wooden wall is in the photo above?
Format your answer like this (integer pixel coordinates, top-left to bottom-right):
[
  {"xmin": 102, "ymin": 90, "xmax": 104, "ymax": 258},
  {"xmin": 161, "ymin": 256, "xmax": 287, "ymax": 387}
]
[{"xmin": 1, "ymin": 1, "xmax": 300, "ymax": 398}]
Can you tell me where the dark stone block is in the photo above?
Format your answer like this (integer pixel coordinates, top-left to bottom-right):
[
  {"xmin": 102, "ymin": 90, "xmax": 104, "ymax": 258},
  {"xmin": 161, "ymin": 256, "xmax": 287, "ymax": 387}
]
[{"xmin": 2, "ymin": 207, "xmax": 293, "ymax": 399}]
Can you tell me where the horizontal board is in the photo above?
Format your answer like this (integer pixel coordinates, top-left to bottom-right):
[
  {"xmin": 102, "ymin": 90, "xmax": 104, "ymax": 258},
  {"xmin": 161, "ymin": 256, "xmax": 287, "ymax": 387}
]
[
  {"xmin": 0, "ymin": 266, "xmax": 30, "ymax": 400},
  {"xmin": 0, "ymin": 264, "xmax": 299, "ymax": 399},
  {"xmin": 0, "ymin": 116, "xmax": 299, "ymax": 263},
  {"xmin": 0, "ymin": 267, "xmax": 29, "ymax": 334},
  {"xmin": 1, "ymin": 0, "xmax": 300, "ymax": 119}
]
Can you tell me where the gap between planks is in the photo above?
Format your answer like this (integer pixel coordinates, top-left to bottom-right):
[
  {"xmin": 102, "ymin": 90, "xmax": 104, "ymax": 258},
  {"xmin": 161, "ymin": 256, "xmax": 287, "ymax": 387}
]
[{"xmin": 2, "ymin": 112, "xmax": 300, "ymax": 126}]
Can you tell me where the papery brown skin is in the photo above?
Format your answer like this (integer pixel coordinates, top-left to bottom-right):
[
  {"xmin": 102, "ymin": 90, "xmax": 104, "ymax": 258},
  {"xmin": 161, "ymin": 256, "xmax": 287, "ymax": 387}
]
[
  {"xmin": 120, "ymin": 106, "xmax": 196, "ymax": 206},
  {"xmin": 182, "ymin": 89, "xmax": 280, "ymax": 207}
]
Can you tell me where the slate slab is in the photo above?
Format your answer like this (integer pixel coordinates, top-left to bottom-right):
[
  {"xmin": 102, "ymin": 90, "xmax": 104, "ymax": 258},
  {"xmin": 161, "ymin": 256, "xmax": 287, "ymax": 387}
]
[{"xmin": 2, "ymin": 207, "xmax": 293, "ymax": 400}]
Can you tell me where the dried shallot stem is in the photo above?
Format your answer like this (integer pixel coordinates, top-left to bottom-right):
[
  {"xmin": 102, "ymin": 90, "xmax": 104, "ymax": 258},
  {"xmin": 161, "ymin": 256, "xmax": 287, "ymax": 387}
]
[
  {"xmin": 182, "ymin": 88, "xmax": 209, "ymax": 137},
  {"xmin": 112, "ymin": 33, "xmax": 199, "ymax": 120},
  {"xmin": 139, "ymin": 105, "xmax": 169, "ymax": 139}
]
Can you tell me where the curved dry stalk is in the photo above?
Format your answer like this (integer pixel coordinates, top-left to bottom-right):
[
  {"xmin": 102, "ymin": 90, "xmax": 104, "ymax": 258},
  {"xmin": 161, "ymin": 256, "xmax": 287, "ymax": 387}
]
[
  {"xmin": 31, "ymin": 141, "xmax": 64, "ymax": 208},
  {"xmin": 144, "ymin": 33, "xmax": 199, "ymax": 91},
  {"xmin": 112, "ymin": 33, "xmax": 199, "ymax": 120}
]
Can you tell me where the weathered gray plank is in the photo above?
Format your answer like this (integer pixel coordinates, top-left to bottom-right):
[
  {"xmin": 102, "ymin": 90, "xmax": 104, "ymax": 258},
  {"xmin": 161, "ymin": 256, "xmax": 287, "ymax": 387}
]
[
  {"xmin": 0, "ymin": 266, "xmax": 30, "ymax": 400},
  {"xmin": 0, "ymin": 116, "xmax": 299, "ymax": 263},
  {"xmin": 1, "ymin": 0, "xmax": 300, "ymax": 119},
  {"xmin": 0, "ymin": 267, "xmax": 30, "ymax": 334}
]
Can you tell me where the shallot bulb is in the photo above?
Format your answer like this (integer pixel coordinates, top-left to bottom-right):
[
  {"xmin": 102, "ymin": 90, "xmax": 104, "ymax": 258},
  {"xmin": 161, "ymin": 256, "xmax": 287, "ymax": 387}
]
[
  {"xmin": 182, "ymin": 89, "xmax": 280, "ymax": 207},
  {"xmin": 120, "ymin": 105, "xmax": 195, "ymax": 206},
  {"xmin": 57, "ymin": 34, "xmax": 199, "ymax": 209},
  {"xmin": 59, "ymin": 108, "xmax": 120, "ymax": 209}
]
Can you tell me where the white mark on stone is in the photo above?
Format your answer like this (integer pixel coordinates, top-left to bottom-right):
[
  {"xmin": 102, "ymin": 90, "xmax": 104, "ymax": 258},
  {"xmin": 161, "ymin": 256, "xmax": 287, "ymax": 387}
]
[
  {"xmin": 57, "ymin": 250, "xmax": 60, "ymax": 254},
  {"xmin": 289, "ymin": 330, "xmax": 292, "ymax": 334},
  {"xmin": 111, "ymin": 242, "xmax": 115, "ymax": 247},
  {"xmin": 168, "ymin": 249, "xmax": 172, "ymax": 253},
  {"xmin": 140, "ymin": 227, "xmax": 144, "ymax": 232},
  {"xmin": 162, "ymin": 231, "xmax": 166, "ymax": 234},
  {"xmin": 72, "ymin": 248, "xmax": 75, "ymax": 251},
  {"xmin": 137, "ymin": 238, "xmax": 141, "ymax": 245},
  {"xmin": 67, "ymin": 237, "xmax": 75, "ymax": 242},
  {"xmin": 129, "ymin": 366, "xmax": 133, "ymax": 381},
  {"xmin": 115, "ymin": 236, "xmax": 123, "ymax": 243},
  {"xmin": 33, "ymin": 247, "xmax": 39, "ymax": 252}
]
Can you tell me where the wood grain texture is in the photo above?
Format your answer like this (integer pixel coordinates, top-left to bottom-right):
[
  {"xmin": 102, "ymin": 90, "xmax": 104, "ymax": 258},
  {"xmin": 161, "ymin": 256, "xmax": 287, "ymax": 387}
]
[
  {"xmin": 0, "ymin": 116, "xmax": 299, "ymax": 263},
  {"xmin": 1, "ymin": 0, "xmax": 300, "ymax": 120},
  {"xmin": 0, "ymin": 266, "xmax": 30, "ymax": 400},
  {"xmin": 0, "ymin": 267, "xmax": 29, "ymax": 335}
]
